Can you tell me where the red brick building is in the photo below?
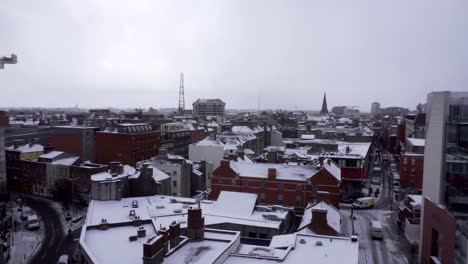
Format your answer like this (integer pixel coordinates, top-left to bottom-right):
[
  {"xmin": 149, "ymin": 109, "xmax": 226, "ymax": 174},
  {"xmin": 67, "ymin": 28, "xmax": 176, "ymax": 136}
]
[
  {"xmin": 52, "ymin": 126, "xmax": 99, "ymax": 162},
  {"xmin": 421, "ymin": 197, "xmax": 457, "ymax": 264},
  {"xmin": 96, "ymin": 123, "xmax": 159, "ymax": 165},
  {"xmin": 210, "ymin": 159, "xmax": 341, "ymax": 210},
  {"xmin": 400, "ymin": 153, "xmax": 424, "ymax": 191}
]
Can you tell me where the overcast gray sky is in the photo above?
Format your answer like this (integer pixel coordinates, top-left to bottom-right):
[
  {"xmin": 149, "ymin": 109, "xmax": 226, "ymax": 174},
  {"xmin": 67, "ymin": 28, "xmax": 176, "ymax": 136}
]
[{"xmin": 1, "ymin": 0, "xmax": 468, "ymax": 111}]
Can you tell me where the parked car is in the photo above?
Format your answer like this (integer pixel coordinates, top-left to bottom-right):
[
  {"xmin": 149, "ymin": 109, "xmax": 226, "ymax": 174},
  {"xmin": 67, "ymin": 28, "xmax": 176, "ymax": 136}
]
[
  {"xmin": 352, "ymin": 197, "xmax": 375, "ymax": 209},
  {"xmin": 370, "ymin": 221, "xmax": 384, "ymax": 240},
  {"xmin": 20, "ymin": 207, "xmax": 33, "ymax": 221},
  {"xmin": 26, "ymin": 215, "xmax": 40, "ymax": 231},
  {"xmin": 58, "ymin": 255, "xmax": 69, "ymax": 264}
]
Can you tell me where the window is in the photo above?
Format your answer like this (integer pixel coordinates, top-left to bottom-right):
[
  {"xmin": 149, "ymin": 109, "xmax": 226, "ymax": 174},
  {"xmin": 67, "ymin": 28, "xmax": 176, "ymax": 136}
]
[
  {"xmin": 261, "ymin": 181, "xmax": 266, "ymax": 189},
  {"xmin": 411, "ymin": 159, "xmax": 416, "ymax": 166},
  {"xmin": 403, "ymin": 158, "xmax": 408, "ymax": 165},
  {"xmin": 243, "ymin": 180, "xmax": 249, "ymax": 187},
  {"xmin": 232, "ymin": 179, "xmax": 236, "ymax": 185},
  {"xmin": 296, "ymin": 184, "xmax": 302, "ymax": 192},
  {"xmin": 172, "ymin": 181, "xmax": 177, "ymax": 187},
  {"xmin": 296, "ymin": 195, "xmax": 302, "ymax": 207},
  {"xmin": 278, "ymin": 194, "xmax": 283, "ymax": 205},
  {"xmin": 260, "ymin": 193, "xmax": 266, "ymax": 203},
  {"xmin": 278, "ymin": 182, "xmax": 284, "ymax": 190}
]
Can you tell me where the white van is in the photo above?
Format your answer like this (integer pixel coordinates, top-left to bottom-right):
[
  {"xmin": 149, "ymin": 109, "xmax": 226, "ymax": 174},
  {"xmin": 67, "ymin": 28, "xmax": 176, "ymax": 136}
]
[
  {"xmin": 27, "ymin": 215, "xmax": 40, "ymax": 231},
  {"xmin": 352, "ymin": 197, "xmax": 375, "ymax": 209},
  {"xmin": 370, "ymin": 220, "xmax": 384, "ymax": 240}
]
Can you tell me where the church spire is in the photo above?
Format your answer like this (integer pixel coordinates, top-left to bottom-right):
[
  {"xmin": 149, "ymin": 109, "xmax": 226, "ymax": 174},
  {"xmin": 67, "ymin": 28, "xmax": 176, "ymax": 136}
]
[{"xmin": 320, "ymin": 93, "xmax": 328, "ymax": 115}]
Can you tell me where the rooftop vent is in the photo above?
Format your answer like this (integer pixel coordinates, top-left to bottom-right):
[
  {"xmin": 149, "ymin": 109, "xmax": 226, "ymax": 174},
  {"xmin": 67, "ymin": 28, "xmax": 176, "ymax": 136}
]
[
  {"xmin": 299, "ymin": 239, "xmax": 306, "ymax": 244},
  {"xmin": 173, "ymin": 209, "xmax": 182, "ymax": 213},
  {"xmin": 315, "ymin": 241, "xmax": 323, "ymax": 247},
  {"xmin": 137, "ymin": 226, "xmax": 146, "ymax": 237},
  {"xmin": 129, "ymin": 235, "xmax": 138, "ymax": 241},
  {"xmin": 351, "ymin": 235, "xmax": 358, "ymax": 242},
  {"xmin": 156, "ymin": 205, "xmax": 165, "ymax": 209}
]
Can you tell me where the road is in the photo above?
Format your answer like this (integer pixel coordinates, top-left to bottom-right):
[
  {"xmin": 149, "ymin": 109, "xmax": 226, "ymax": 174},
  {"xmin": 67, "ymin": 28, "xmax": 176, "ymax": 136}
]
[
  {"xmin": 21, "ymin": 196, "xmax": 80, "ymax": 264},
  {"xmin": 374, "ymin": 160, "xmax": 394, "ymax": 210}
]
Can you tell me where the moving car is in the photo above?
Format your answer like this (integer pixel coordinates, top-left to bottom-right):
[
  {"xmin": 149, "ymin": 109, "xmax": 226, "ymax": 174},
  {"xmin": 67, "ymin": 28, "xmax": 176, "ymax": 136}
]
[
  {"xmin": 26, "ymin": 215, "xmax": 40, "ymax": 231},
  {"xmin": 352, "ymin": 197, "xmax": 375, "ymax": 209},
  {"xmin": 371, "ymin": 176, "xmax": 381, "ymax": 185},
  {"xmin": 370, "ymin": 220, "xmax": 384, "ymax": 240}
]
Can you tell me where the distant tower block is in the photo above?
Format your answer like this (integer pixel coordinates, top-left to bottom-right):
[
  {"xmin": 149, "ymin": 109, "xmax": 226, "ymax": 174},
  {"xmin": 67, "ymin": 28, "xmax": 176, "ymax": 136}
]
[
  {"xmin": 178, "ymin": 72, "xmax": 185, "ymax": 113},
  {"xmin": 320, "ymin": 93, "xmax": 329, "ymax": 115}
]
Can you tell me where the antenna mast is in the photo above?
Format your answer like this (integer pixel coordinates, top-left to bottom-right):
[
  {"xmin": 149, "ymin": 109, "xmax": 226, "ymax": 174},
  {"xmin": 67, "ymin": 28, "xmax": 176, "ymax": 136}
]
[{"xmin": 178, "ymin": 72, "xmax": 185, "ymax": 113}]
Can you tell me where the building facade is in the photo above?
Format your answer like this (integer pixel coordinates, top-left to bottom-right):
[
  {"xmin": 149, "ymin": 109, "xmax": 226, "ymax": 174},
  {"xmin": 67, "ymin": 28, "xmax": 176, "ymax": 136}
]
[
  {"xmin": 420, "ymin": 91, "xmax": 468, "ymax": 264},
  {"xmin": 95, "ymin": 123, "xmax": 160, "ymax": 165},
  {"xmin": 52, "ymin": 126, "xmax": 99, "ymax": 162},
  {"xmin": 210, "ymin": 159, "xmax": 341, "ymax": 211}
]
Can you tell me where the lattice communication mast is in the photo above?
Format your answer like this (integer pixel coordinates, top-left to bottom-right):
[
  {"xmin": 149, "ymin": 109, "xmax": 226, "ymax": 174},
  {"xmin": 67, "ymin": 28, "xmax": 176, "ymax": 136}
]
[{"xmin": 178, "ymin": 72, "xmax": 185, "ymax": 113}]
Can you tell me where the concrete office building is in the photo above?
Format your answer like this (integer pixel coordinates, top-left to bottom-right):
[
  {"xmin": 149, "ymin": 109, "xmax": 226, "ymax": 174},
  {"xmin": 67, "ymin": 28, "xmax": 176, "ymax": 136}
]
[
  {"xmin": 370, "ymin": 102, "xmax": 381, "ymax": 117},
  {"xmin": 420, "ymin": 91, "xmax": 468, "ymax": 264},
  {"xmin": 192, "ymin": 98, "xmax": 226, "ymax": 118}
]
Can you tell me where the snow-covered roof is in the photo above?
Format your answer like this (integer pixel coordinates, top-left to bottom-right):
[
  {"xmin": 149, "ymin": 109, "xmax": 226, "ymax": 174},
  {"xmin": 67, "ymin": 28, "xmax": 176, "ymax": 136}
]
[
  {"xmin": 300, "ymin": 134, "xmax": 316, "ymax": 140},
  {"xmin": 407, "ymin": 138, "xmax": 425, "ymax": 147},
  {"xmin": 224, "ymin": 233, "xmax": 358, "ymax": 264},
  {"xmin": 91, "ymin": 165, "xmax": 138, "ymax": 182},
  {"xmin": 6, "ymin": 143, "xmax": 44, "ymax": 153},
  {"xmin": 407, "ymin": 195, "xmax": 422, "ymax": 206},
  {"xmin": 232, "ymin": 126, "xmax": 255, "ymax": 134},
  {"xmin": 39, "ymin": 151, "xmax": 64, "ymax": 159},
  {"xmin": 212, "ymin": 191, "xmax": 257, "ymax": 217},
  {"xmin": 51, "ymin": 157, "xmax": 80, "ymax": 166},
  {"xmin": 297, "ymin": 201, "xmax": 341, "ymax": 235},
  {"xmin": 85, "ymin": 194, "xmax": 290, "ymax": 232},
  {"xmin": 230, "ymin": 161, "xmax": 319, "ymax": 182},
  {"xmin": 321, "ymin": 159, "xmax": 341, "ymax": 181}
]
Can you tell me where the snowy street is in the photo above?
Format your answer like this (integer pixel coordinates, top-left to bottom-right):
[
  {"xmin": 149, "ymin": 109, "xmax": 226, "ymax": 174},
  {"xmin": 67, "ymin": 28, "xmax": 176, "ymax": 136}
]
[
  {"xmin": 7, "ymin": 200, "xmax": 44, "ymax": 264},
  {"xmin": 342, "ymin": 208, "xmax": 415, "ymax": 264}
]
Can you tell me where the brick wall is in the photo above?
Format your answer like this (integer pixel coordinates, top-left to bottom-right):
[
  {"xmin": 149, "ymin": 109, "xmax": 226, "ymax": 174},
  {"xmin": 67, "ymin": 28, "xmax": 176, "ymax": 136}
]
[
  {"xmin": 400, "ymin": 154, "xmax": 423, "ymax": 190},
  {"xmin": 96, "ymin": 132, "xmax": 159, "ymax": 165},
  {"xmin": 420, "ymin": 198, "xmax": 456, "ymax": 264}
]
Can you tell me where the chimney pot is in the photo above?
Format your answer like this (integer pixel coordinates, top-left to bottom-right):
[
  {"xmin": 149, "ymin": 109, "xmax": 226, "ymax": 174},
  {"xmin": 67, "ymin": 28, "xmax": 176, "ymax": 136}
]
[{"xmin": 268, "ymin": 168, "xmax": 276, "ymax": 180}]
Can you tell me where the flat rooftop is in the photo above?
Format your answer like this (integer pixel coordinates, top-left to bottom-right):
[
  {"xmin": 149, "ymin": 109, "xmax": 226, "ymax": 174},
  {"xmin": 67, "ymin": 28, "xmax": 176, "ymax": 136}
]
[
  {"xmin": 82, "ymin": 222, "xmax": 157, "ymax": 264},
  {"xmin": 86, "ymin": 193, "xmax": 290, "ymax": 232}
]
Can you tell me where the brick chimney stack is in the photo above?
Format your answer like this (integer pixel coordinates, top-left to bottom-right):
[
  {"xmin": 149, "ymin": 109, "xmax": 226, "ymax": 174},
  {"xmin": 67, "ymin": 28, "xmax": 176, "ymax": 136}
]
[
  {"xmin": 316, "ymin": 191, "xmax": 330, "ymax": 204},
  {"xmin": 268, "ymin": 168, "xmax": 276, "ymax": 180},
  {"xmin": 227, "ymin": 153, "xmax": 238, "ymax": 161},
  {"xmin": 220, "ymin": 160, "xmax": 230, "ymax": 168},
  {"xmin": 187, "ymin": 208, "xmax": 204, "ymax": 241},
  {"xmin": 310, "ymin": 208, "xmax": 328, "ymax": 233},
  {"xmin": 142, "ymin": 235, "xmax": 167, "ymax": 264},
  {"xmin": 109, "ymin": 161, "xmax": 123, "ymax": 175},
  {"xmin": 141, "ymin": 164, "xmax": 153, "ymax": 178},
  {"xmin": 169, "ymin": 222, "xmax": 181, "ymax": 248}
]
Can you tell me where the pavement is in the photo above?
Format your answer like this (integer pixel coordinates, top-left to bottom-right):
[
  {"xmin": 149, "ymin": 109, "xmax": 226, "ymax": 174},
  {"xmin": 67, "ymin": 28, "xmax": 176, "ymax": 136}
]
[{"xmin": 20, "ymin": 196, "xmax": 81, "ymax": 264}]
